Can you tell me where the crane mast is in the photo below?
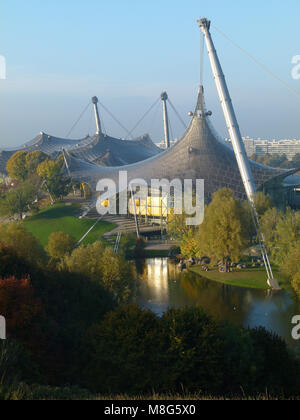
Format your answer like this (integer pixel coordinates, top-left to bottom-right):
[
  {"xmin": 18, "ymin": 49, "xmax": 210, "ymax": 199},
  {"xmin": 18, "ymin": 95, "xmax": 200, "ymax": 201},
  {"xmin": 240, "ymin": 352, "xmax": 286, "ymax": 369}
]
[{"xmin": 198, "ymin": 18, "xmax": 279, "ymax": 290}]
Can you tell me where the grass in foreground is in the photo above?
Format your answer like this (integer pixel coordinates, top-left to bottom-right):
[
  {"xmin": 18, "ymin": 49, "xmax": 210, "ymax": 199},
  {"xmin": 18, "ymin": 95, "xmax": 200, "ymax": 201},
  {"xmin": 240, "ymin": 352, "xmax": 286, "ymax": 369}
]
[
  {"xmin": 2, "ymin": 384, "xmax": 298, "ymax": 400},
  {"xmin": 23, "ymin": 203, "xmax": 116, "ymax": 247},
  {"xmin": 189, "ymin": 266, "xmax": 288, "ymax": 290}
]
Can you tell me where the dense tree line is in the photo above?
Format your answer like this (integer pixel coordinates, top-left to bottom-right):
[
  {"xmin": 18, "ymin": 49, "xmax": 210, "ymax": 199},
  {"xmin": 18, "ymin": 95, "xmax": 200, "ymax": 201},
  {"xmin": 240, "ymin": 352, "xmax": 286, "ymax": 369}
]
[
  {"xmin": 260, "ymin": 207, "xmax": 300, "ymax": 299},
  {"xmin": 250, "ymin": 152, "xmax": 300, "ymax": 170}
]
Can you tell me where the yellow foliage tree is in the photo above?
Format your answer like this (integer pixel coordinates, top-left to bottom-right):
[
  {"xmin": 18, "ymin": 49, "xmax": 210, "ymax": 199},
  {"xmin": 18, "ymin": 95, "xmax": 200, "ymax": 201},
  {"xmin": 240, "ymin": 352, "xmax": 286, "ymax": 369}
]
[{"xmin": 195, "ymin": 188, "xmax": 249, "ymax": 265}]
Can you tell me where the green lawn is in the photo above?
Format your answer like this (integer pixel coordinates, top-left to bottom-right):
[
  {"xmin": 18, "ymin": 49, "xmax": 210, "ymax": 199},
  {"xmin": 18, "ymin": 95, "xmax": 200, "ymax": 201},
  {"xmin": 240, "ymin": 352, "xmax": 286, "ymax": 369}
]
[
  {"xmin": 189, "ymin": 266, "xmax": 288, "ymax": 290},
  {"xmin": 23, "ymin": 203, "xmax": 116, "ymax": 247}
]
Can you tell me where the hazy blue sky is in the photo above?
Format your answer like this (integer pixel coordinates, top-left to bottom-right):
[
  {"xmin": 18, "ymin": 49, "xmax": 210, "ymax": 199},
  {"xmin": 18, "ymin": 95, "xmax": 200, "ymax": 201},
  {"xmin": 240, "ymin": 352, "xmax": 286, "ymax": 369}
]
[{"xmin": 0, "ymin": 0, "xmax": 300, "ymax": 148}]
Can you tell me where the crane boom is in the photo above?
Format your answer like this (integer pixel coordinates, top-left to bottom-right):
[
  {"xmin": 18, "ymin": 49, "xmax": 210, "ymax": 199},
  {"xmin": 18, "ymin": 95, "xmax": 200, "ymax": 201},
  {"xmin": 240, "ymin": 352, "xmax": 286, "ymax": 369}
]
[{"xmin": 198, "ymin": 18, "xmax": 280, "ymax": 290}]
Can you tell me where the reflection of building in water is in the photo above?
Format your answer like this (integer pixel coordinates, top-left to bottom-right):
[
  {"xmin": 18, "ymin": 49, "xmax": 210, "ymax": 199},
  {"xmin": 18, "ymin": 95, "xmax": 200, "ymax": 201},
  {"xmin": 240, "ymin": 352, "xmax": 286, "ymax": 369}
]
[{"xmin": 141, "ymin": 258, "xmax": 169, "ymax": 304}]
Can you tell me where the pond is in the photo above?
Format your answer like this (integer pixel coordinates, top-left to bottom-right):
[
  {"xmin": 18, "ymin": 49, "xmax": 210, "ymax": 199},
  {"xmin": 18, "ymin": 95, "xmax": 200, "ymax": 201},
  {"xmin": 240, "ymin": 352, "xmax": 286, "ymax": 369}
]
[{"xmin": 136, "ymin": 258, "xmax": 300, "ymax": 351}]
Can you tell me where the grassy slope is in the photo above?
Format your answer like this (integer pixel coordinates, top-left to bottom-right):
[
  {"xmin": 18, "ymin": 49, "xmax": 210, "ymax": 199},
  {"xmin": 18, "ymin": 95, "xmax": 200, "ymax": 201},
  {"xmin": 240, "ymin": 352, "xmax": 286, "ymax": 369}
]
[
  {"xmin": 189, "ymin": 266, "xmax": 288, "ymax": 290},
  {"xmin": 23, "ymin": 203, "xmax": 116, "ymax": 247}
]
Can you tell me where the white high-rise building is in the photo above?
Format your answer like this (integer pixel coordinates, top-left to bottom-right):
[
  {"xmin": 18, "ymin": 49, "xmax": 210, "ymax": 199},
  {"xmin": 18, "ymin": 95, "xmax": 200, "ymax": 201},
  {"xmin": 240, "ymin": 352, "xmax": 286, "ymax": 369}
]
[{"xmin": 226, "ymin": 137, "xmax": 300, "ymax": 160}]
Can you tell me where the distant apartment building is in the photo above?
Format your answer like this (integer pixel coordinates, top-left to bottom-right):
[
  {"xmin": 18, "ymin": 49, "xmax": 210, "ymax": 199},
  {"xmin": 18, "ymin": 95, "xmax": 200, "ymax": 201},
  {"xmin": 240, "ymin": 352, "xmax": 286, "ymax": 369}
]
[{"xmin": 225, "ymin": 137, "xmax": 300, "ymax": 161}]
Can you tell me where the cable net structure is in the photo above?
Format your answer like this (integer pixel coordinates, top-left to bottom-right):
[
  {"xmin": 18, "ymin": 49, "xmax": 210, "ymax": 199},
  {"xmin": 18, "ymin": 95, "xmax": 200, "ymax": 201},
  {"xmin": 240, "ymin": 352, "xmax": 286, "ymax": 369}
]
[
  {"xmin": 0, "ymin": 96, "xmax": 162, "ymax": 173},
  {"xmin": 0, "ymin": 132, "xmax": 91, "ymax": 174},
  {"xmin": 69, "ymin": 132, "xmax": 161, "ymax": 167},
  {"xmin": 62, "ymin": 87, "xmax": 298, "ymax": 200}
]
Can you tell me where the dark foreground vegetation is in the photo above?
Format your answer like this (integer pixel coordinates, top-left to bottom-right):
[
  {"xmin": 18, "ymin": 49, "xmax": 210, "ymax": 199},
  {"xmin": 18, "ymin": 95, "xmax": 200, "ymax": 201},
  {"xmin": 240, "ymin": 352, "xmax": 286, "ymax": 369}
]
[{"xmin": 0, "ymin": 229, "xmax": 300, "ymax": 400}]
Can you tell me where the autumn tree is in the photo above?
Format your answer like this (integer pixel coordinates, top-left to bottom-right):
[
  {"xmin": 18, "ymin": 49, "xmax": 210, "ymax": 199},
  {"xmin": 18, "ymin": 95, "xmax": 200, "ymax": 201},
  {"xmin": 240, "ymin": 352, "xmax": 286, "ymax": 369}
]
[
  {"xmin": 0, "ymin": 276, "xmax": 42, "ymax": 334},
  {"xmin": 0, "ymin": 223, "xmax": 46, "ymax": 266},
  {"xmin": 292, "ymin": 273, "xmax": 300, "ymax": 297},
  {"xmin": 254, "ymin": 192, "xmax": 274, "ymax": 216},
  {"xmin": 194, "ymin": 188, "xmax": 249, "ymax": 265},
  {"xmin": 37, "ymin": 158, "xmax": 71, "ymax": 199},
  {"xmin": 6, "ymin": 151, "xmax": 28, "ymax": 181},
  {"xmin": 25, "ymin": 151, "xmax": 47, "ymax": 176},
  {"xmin": 6, "ymin": 150, "xmax": 47, "ymax": 181},
  {"xmin": 37, "ymin": 159, "xmax": 60, "ymax": 180},
  {"xmin": 180, "ymin": 230, "xmax": 200, "ymax": 258},
  {"xmin": 261, "ymin": 208, "xmax": 300, "ymax": 266},
  {"xmin": 46, "ymin": 232, "xmax": 76, "ymax": 260},
  {"xmin": 168, "ymin": 211, "xmax": 194, "ymax": 241},
  {"xmin": 62, "ymin": 241, "xmax": 136, "ymax": 303}
]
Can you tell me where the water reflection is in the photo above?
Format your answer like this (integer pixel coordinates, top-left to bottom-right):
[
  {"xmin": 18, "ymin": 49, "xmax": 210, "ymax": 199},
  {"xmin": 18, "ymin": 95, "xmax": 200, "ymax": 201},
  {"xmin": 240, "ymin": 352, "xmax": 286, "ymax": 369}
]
[{"xmin": 137, "ymin": 258, "xmax": 300, "ymax": 350}]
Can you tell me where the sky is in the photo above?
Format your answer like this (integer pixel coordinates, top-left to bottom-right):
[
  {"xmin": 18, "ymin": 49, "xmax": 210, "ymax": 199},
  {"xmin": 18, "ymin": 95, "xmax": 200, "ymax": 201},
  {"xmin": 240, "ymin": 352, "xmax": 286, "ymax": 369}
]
[{"xmin": 0, "ymin": 0, "xmax": 300, "ymax": 148}]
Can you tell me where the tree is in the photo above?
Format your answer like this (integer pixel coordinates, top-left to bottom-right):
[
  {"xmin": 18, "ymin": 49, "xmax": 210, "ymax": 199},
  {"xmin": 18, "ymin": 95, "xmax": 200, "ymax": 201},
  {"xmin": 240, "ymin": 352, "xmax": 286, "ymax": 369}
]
[
  {"xmin": 25, "ymin": 151, "xmax": 47, "ymax": 176},
  {"xmin": 249, "ymin": 327, "xmax": 300, "ymax": 395},
  {"xmin": 269, "ymin": 209, "xmax": 300, "ymax": 266},
  {"xmin": 46, "ymin": 175, "xmax": 71, "ymax": 200},
  {"xmin": 80, "ymin": 304, "xmax": 165, "ymax": 394},
  {"xmin": 0, "ymin": 276, "xmax": 42, "ymax": 334},
  {"xmin": 250, "ymin": 153, "xmax": 290, "ymax": 169},
  {"xmin": 37, "ymin": 159, "xmax": 71, "ymax": 199},
  {"xmin": 254, "ymin": 192, "xmax": 274, "ymax": 216},
  {"xmin": 260, "ymin": 207, "xmax": 282, "ymax": 249},
  {"xmin": 37, "ymin": 159, "xmax": 60, "ymax": 180},
  {"xmin": 0, "ymin": 244, "xmax": 33, "ymax": 279},
  {"xmin": 62, "ymin": 241, "xmax": 136, "ymax": 303},
  {"xmin": 46, "ymin": 232, "xmax": 76, "ymax": 260},
  {"xmin": 282, "ymin": 242, "xmax": 300, "ymax": 279},
  {"xmin": 0, "ymin": 181, "xmax": 37, "ymax": 220},
  {"xmin": 168, "ymin": 211, "xmax": 194, "ymax": 241},
  {"xmin": 291, "ymin": 273, "xmax": 300, "ymax": 297},
  {"xmin": 6, "ymin": 151, "xmax": 28, "ymax": 181},
  {"xmin": 0, "ymin": 224, "xmax": 46, "ymax": 266},
  {"xmin": 195, "ymin": 188, "xmax": 249, "ymax": 265},
  {"xmin": 180, "ymin": 231, "xmax": 200, "ymax": 258},
  {"xmin": 6, "ymin": 151, "xmax": 47, "ymax": 181}
]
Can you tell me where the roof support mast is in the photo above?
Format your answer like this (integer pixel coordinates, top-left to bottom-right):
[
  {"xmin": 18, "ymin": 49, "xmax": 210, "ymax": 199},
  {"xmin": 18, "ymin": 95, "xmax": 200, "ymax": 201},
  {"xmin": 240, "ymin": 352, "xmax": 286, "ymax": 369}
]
[
  {"xmin": 92, "ymin": 96, "xmax": 102, "ymax": 135},
  {"xmin": 198, "ymin": 18, "xmax": 279, "ymax": 290},
  {"xmin": 161, "ymin": 91, "xmax": 171, "ymax": 149}
]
